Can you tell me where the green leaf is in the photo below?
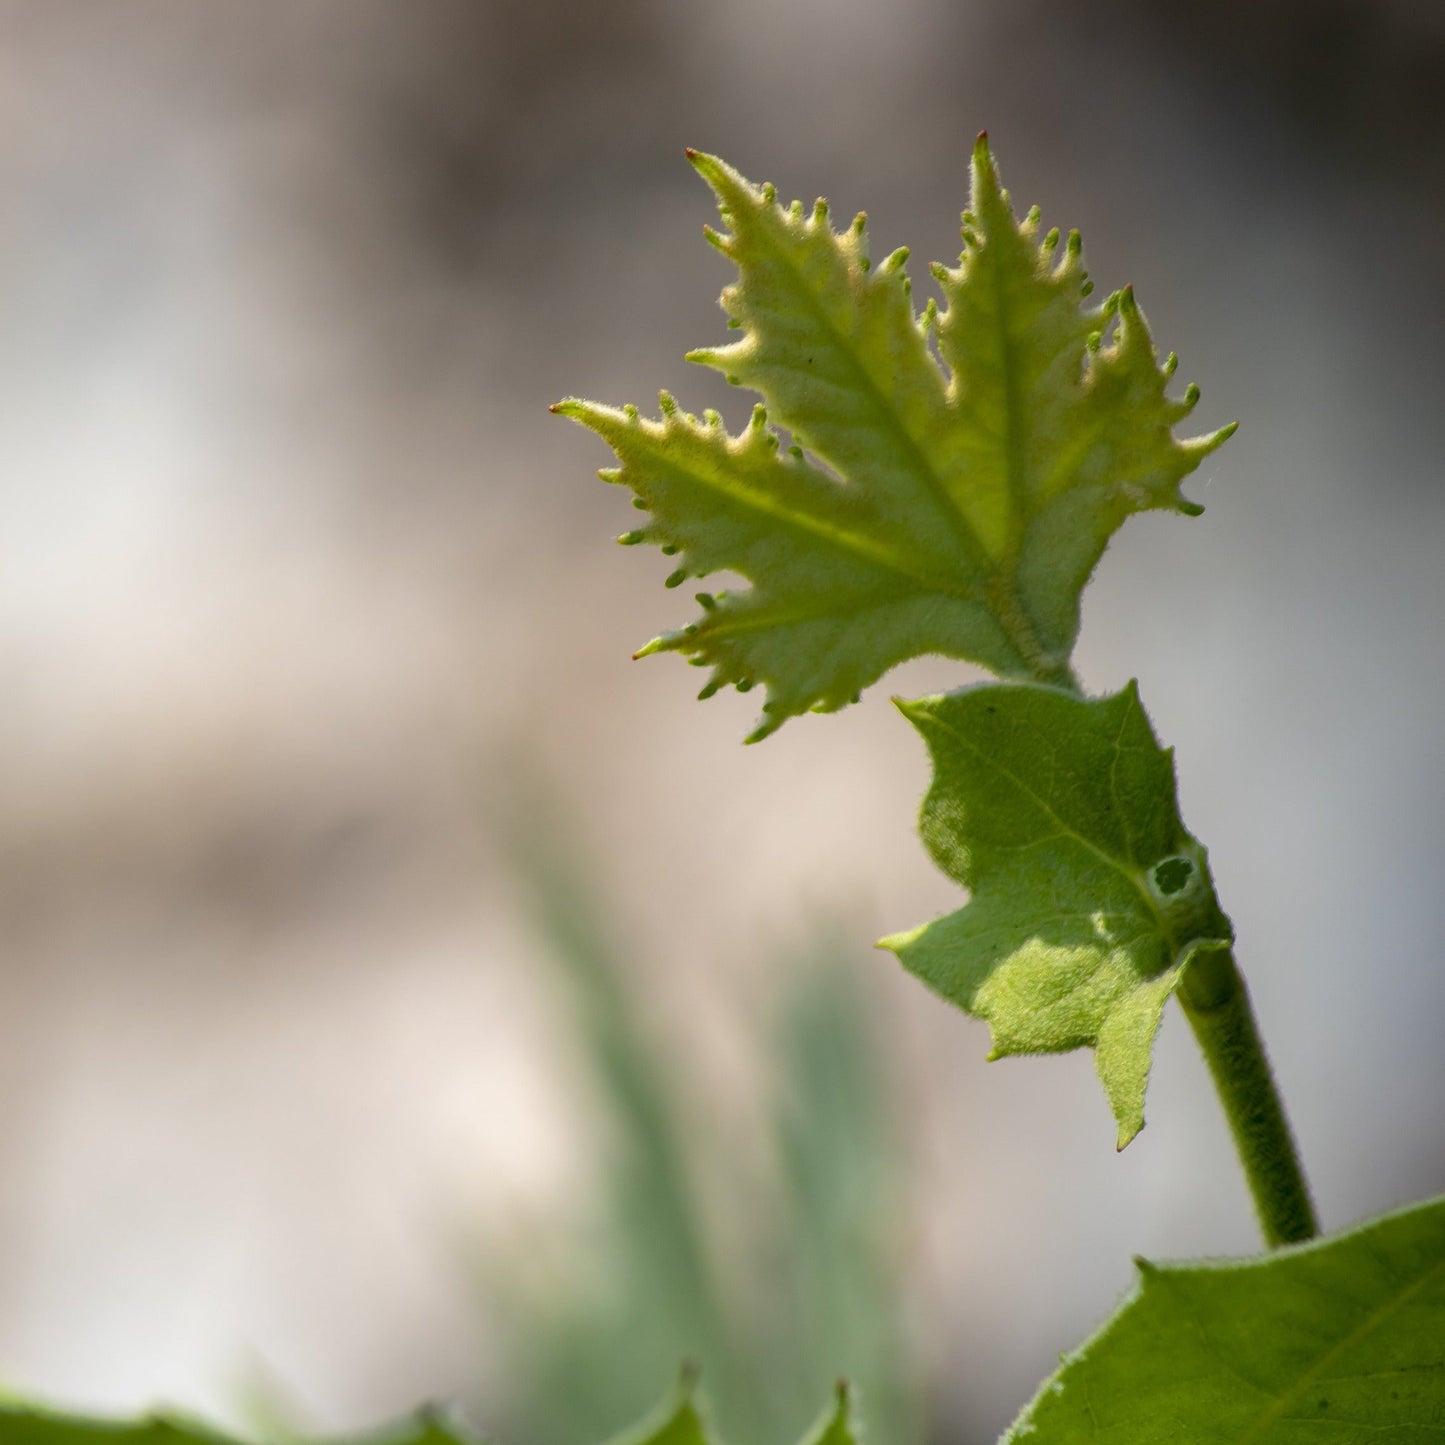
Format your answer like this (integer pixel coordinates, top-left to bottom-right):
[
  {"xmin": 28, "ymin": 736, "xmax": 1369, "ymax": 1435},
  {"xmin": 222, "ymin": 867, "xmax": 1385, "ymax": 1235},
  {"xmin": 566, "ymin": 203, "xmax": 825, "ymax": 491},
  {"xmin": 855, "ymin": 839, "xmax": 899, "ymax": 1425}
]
[
  {"xmin": 1006, "ymin": 1193, "xmax": 1445, "ymax": 1441},
  {"xmin": 485, "ymin": 809, "xmax": 751, "ymax": 1445},
  {"xmin": 0, "ymin": 1404, "xmax": 474, "ymax": 1445},
  {"xmin": 602, "ymin": 1371, "xmax": 713, "ymax": 1445},
  {"xmin": 555, "ymin": 137, "xmax": 1232, "ymax": 739},
  {"xmin": 790, "ymin": 1385, "xmax": 860, "ymax": 1445},
  {"xmin": 605, "ymin": 1374, "xmax": 858, "ymax": 1445},
  {"xmin": 488, "ymin": 797, "xmax": 917, "ymax": 1445},
  {"xmin": 880, "ymin": 681, "xmax": 1232, "ymax": 1148},
  {"xmin": 0, "ymin": 1374, "xmax": 859, "ymax": 1445}
]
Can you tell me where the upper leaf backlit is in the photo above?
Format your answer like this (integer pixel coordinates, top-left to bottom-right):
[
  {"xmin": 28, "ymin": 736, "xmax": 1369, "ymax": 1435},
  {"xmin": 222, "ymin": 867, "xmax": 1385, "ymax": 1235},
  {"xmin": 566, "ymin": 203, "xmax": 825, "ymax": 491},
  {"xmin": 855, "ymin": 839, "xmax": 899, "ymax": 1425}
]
[{"xmin": 555, "ymin": 138, "xmax": 1233, "ymax": 738}]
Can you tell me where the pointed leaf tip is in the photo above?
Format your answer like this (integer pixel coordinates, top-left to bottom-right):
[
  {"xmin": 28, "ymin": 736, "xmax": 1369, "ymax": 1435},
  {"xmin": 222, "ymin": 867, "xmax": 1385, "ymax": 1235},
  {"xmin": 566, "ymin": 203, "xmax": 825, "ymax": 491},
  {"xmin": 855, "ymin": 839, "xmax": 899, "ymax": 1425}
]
[{"xmin": 970, "ymin": 134, "xmax": 1001, "ymax": 193}]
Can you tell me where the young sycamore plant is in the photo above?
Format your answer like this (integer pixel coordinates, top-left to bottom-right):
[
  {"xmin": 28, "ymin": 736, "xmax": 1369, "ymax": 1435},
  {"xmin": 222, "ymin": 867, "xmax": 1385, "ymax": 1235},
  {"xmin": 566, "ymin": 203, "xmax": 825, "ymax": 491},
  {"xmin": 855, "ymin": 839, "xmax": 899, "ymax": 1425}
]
[
  {"xmin": 549, "ymin": 137, "xmax": 1445, "ymax": 1437},
  {"xmin": 3, "ymin": 139, "xmax": 1441, "ymax": 1444}
]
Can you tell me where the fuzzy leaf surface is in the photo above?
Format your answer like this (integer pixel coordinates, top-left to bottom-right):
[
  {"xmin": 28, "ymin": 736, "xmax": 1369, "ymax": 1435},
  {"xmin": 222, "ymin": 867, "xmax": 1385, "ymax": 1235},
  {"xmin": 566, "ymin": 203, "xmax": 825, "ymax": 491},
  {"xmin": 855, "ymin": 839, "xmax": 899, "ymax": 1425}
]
[
  {"xmin": 556, "ymin": 138, "xmax": 1232, "ymax": 738},
  {"xmin": 1007, "ymin": 1194, "xmax": 1445, "ymax": 1441},
  {"xmin": 881, "ymin": 681, "xmax": 1232, "ymax": 1147}
]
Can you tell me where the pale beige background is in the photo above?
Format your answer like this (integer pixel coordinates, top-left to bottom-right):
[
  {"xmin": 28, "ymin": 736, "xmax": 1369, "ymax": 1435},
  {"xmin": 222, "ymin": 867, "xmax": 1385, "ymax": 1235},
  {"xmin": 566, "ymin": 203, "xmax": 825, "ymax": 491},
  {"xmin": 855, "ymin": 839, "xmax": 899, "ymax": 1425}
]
[{"xmin": 0, "ymin": 4, "xmax": 1442, "ymax": 1442}]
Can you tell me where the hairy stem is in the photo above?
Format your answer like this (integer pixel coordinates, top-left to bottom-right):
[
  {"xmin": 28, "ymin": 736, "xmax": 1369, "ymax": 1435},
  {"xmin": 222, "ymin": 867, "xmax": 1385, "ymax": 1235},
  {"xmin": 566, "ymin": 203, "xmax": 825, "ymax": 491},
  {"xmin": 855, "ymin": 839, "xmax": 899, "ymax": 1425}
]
[{"xmin": 1178, "ymin": 945, "xmax": 1318, "ymax": 1248}]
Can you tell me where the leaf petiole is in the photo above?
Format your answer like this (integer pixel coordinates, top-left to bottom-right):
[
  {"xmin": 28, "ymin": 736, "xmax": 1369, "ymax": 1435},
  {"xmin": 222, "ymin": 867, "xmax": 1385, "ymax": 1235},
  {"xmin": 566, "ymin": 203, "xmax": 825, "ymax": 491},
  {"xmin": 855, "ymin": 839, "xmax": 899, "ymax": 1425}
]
[{"xmin": 1178, "ymin": 943, "xmax": 1318, "ymax": 1247}]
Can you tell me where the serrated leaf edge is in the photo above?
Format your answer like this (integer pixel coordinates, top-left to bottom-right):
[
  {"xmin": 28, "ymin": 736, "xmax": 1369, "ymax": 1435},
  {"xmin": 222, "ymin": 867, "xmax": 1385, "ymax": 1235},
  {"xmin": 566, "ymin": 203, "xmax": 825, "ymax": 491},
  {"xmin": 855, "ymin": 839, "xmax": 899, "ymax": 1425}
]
[{"xmin": 556, "ymin": 142, "xmax": 1234, "ymax": 739}]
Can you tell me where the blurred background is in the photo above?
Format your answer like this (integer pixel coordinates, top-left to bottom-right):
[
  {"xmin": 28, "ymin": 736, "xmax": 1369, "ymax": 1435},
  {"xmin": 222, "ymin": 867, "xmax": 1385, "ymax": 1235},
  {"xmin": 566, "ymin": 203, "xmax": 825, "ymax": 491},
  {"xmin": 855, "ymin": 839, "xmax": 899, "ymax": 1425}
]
[{"xmin": 0, "ymin": 2, "xmax": 1442, "ymax": 1442}]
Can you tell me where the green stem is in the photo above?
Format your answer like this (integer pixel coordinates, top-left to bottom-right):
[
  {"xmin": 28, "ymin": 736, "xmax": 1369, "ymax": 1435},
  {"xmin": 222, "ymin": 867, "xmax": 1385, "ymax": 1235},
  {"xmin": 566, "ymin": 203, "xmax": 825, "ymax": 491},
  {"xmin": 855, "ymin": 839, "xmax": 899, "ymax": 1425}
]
[{"xmin": 1177, "ymin": 945, "xmax": 1318, "ymax": 1248}]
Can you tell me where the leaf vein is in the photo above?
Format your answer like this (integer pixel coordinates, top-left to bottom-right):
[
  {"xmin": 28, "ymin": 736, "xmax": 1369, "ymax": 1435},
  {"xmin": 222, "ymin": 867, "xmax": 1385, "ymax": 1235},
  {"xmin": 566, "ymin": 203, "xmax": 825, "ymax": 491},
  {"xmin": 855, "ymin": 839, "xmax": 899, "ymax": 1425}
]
[
  {"xmin": 1230, "ymin": 1252, "xmax": 1445, "ymax": 1442},
  {"xmin": 917, "ymin": 706, "xmax": 1176, "ymax": 953}
]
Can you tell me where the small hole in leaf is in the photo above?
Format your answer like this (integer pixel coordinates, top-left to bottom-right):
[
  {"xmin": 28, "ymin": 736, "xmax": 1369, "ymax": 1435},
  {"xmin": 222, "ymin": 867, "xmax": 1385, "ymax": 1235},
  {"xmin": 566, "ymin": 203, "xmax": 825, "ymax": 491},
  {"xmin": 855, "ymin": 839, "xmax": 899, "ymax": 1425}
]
[{"xmin": 1152, "ymin": 857, "xmax": 1193, "ymax": 896}]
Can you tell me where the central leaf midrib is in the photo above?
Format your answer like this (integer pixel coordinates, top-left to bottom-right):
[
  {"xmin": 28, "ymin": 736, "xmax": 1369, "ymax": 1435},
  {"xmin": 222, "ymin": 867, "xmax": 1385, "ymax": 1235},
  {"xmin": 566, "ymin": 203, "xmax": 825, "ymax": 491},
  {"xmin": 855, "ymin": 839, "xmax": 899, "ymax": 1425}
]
[
  {"xmin": 985, "ymin": 244, "xmax": 1029, "ymax": 558},
  {"xmin": 978, "ymin": 244, "xmax": 1065, "ymax": 682},
  {"xmin": 742, "ymin": 211, "xmax": 995, "ymax": 578}
]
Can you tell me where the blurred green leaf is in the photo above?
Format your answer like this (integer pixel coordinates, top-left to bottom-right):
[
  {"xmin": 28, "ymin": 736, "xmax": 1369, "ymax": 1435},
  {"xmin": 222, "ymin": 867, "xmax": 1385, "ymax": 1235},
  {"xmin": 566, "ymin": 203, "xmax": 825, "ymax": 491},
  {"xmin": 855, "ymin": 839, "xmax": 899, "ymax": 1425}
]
[
  {"xmin": 604, "ymin": 1374, "xmax": 861, "ymax": 1445},
  {"xmin": 488, "ymin": 819, "xmax": 737, "ymax": 1445},
  {"xmin": 490, "ymin": 812, "xmax": 917, "ymax": 1445},
  {"xmin": 761, "ymin": 949, "xmax": 919, "ymax": 1445},
  {"xmin": 599, "ymin": 1373, "xmax": 711, "ymax": 1445},
  {"xmin": 0, "ymin": 1403, "xmax": 473, "ymax": 1445}
]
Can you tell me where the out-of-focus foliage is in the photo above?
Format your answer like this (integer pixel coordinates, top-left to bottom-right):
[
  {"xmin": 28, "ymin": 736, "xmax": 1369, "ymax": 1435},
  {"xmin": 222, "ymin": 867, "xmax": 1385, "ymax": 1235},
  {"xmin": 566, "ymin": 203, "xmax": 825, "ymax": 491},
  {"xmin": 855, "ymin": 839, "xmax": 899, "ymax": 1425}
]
[
  {"xmin": 0, "ymin": 1402, "xmax": 470, "ymax": 1445},
  {"xmin": 487, "ymin": 817, "xmax": 920, "ymax": 1445},
  {"xmin": 601, "ymin": 1377, "xmax": 862, "ymax": 1445},
  {"xmin": 0, "ymin": 814, "xmax": 921, "ymax": 1445}
]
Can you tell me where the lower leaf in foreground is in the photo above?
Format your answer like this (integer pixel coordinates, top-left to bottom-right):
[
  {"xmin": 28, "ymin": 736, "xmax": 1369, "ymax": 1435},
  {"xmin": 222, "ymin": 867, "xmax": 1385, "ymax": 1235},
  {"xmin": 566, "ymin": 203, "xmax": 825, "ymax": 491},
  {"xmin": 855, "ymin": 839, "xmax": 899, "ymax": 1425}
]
[
  {"xmin": 605, "ymin": 1372, "xmax": 857, "ymax": 1445},
  {"xmin": 0, "ymin": 1369, "xmax": 861, "ymax": 1445},
  {"xmin": 1007, "ymin": 1193, "xmax": 1445, "ymax": 1441},
  {"xmin": 0, "ymin": 1403, "xmax": 474, "ymax": 1445},
  {"xmin": 881, "ymin": 681, "xmax": 1233, "ymax": 1147}
]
